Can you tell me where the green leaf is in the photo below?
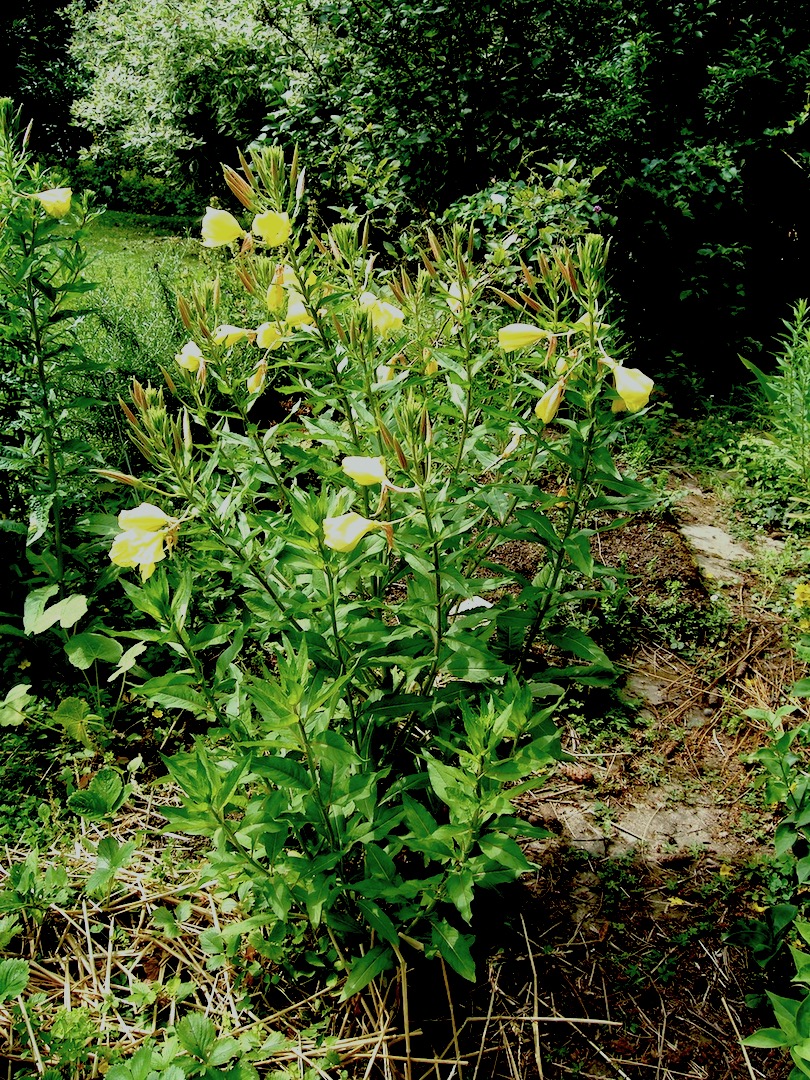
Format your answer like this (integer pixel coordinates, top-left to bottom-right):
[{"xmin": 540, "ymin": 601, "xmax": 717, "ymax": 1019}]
[
  {"xmin": 27, "ymin": 491, "xmax": 55, "ymax": 545},
  {"xmin": 339, "ymin": 945, "xmax": 394, "ymax": 1001},
  {"xmin": 438, "ymin": 638, "xmax": 510, "ymax": 682},
  {"xmin": 0, "ymin": 915, "xmax": 21, "ymax": 949},
  {"xmin": 22, "ymin": 585, "xmax": 58, "ymax": 634},
  {"xmin": 106, "ymin": 1045, "xmax": 154, "ymax": 1080},
  {"xmin": 0, "ymin": 958, "xmax": 29, "ymax": 1002},
  {"xmin": 0, "ymin": 683, "xmax": 34, "ymax": 727},
  {"xmin": 742, "ymin": 1027, "xmax": 792, "ymax": 1048},
  {"xmin": 357, "ymin": 899, "xmax": 399, "ymax": 947},
  {"xmin": 177, "ymin": 1013, "xmax": 217, "ymax": 1063},
  {"xmin": 67, "ymin": 769, "xmax": 130, "ymax": 820},
  {"xmin": 152, "ymin": 907, "xmax": 180, "ymax": 938},
  {"xmin": 65, "ymin": 633, "xmax": 123, "ymax": 670},
  {"xmin": 136, "ymin": 673, "xmax": 209, "ymax": 715},
  {"xmin": 86, "ymin": 837, "xmax": 136, "ymax": 895},
  {"xmin": 107, "ymin": 641, "xmax": 148, "ymax": 682},
  {"xmin": 251, "ymin": 754, "xmax": 311, "ymax": 791},
  {"xmin": 798, "ymin": 995, "xmax": 810, "ymax": 1040},
  {"xmin": 446, "ymin": 868, "xmax": 474, "ymax": 923},
  {"xmin": 544, "ymin": 626, "xmax": 613, "ymax": 669},
  {"xmin": 431, "ymin": 919, "xmax": 476, "ymax": 982},
  {"xmin": 53, "ymin": 697, "xmax": 100, "ymax": 748},
  {"xmin": 26, "ymin": 592, "xmax": 88, "ymax": 634},
  {"xmin": 478, "ymin": 834, "xmax": 533, "ymax": 873},
  {"xmin": 364, "ymin": 844, "xmax": 397, "ymax": 882},
  {"xmin": 768, "ymin": 990, "xmax": 801, "ymax": 1038}
]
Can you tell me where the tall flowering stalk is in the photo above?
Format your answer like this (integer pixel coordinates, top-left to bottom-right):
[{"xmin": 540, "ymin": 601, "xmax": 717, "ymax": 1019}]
[
  {"xmin": 100, "ymin": 146, "xmax": 656, "ymax": 994},
  {"xmin": 0, "ymin": 99, "xmax": 100, "ymax": 589}
]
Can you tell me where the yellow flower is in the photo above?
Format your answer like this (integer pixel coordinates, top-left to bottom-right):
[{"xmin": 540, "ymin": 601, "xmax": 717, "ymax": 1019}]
[
  {"xmin": 252, "ymin": 210, "xmax": 291, "ymax": 246},
  {"xmin": 247, "ymin": 361, "xmax": 267, "ymax": 395},
  {"xmin": 213, "ymin": 324, "xmax": 252, "ymax": 346},
  {"xmin": 201, "ymin": 207, "xmax": 244, "ymax": 247},
  {"xmin": 110, "ymin": 503, "xmax": 177, "ymax": 581},
  {"xmin": 117, "ymin": 503, "xmax": 173, "ymax": 532},
  {"xmin": 535, "ymin": 379, "xmax": 565, "ymax": 424},
  {"xmin": 266, "ymin": 264, "xmax": 296, "ymax": 312},
  {"xmin": 423, "ymin": 348, "xmax": 439, "ymax": 376},
  {"xmin": 499, "ymin": 324, "xmax": 551, "ymax": 352},
  {"xmin": 502, "ymin": 427, "xmax": 522, "ymax": 458},
  {"xmin": 36, "ymin": 187, "xmax": 72, "ymax": 218},
  {"xmin": 175, "ymin": 340, "xmax": 203, "ymax": 372},
  {"xmin": 795, "ymin": 583, "xmax": 810, "ymax": 606},
  {"xmin": 285, "ymin": 293, "xmax": 310, "ymax": 327},
  {"xmin": 342, "ymin": 456, "xmax": 387, "ymax": 486},
  {"xmin": 110, "ymin": 529, "xmax": 167, "ymax": 581},
  {"xmin": 323, "ymin": 512, "xmax": 381, "ymax": 553},
  {"xmin": 613, "ymin": 366, "xmax": 654, "ymax": 413},
  {"xmin": 446, "ymin": 281, "xmax": 470, "ymax": 317},
  {"xmin": 359, "ymin": 291, "xmax": 405, "ymax": 336},
  {"xmin": 255, "ymin": 322, "xmax": 284, "ymax": 350}
]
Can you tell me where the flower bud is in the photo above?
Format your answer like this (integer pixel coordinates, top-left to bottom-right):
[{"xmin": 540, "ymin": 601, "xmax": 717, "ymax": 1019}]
[
  {"xmin": 499, "ymin": 324, "xmax": 550, "ymax": 352},
  {"xmin": 247, "ymin": 361, "xmax": 267, "ymax": 395},
  {"xmin": 534, "ymin": 379, "xmax": 566, "ymax": 424}
]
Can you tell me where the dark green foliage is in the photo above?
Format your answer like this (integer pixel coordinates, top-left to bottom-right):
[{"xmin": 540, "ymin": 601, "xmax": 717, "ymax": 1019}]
[{"xmin": 0, "ymin": 1, "xmax": 84, "ymax": 161}]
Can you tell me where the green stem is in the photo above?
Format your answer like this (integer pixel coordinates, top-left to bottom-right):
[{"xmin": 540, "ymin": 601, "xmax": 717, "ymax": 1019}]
[
  {"xmin": 24, "ymin": 224, "xmax": 64, "ymax": 587},
  {"xmin": 233, "ymin": 399, "xmax": 290, "ymax": 508},
  {"xmin": 516, "ymin": 420, "xmax": 597, "ymax": 676},
  {"xmin": 323, "ymin": 560, "xmax": 361, "ymax": 755},
  {"xmin": 417, "ymin": 484, "xmax": 444, "ymax": 696}
]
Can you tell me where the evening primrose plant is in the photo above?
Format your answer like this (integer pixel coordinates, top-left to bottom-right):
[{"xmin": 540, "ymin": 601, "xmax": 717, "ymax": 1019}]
[{"xmin": 103, "ymin": 146, "xmax": 656, "ymax": 990}]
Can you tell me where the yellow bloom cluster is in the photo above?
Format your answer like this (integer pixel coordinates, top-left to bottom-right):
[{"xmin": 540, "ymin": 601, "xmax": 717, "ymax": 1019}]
[
  {"xmin": 499, "ymin": 321, "xmax": 654, "ymax": 421},
  {"xmin": 109, "ymin": 503, "xmax": 178, "ymax": 581},
  {"xmin": 201, "ymin": 207, "xmax": 292, "ymax": 249},
  {"xmin": 795, "ymin": 583, "xmax": 810, "ymax": 607}
]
